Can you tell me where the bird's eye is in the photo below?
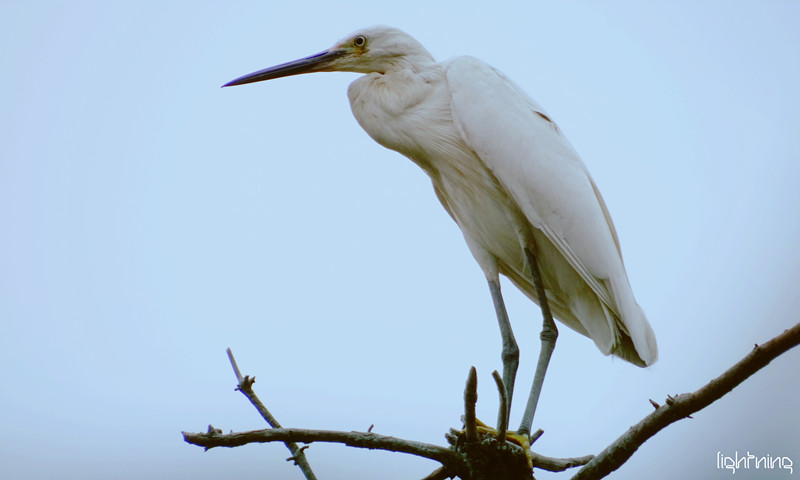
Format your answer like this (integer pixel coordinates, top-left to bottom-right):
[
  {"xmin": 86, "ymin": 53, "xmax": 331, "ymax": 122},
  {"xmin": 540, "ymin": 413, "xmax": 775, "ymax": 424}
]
[{"xmin": 353, "ymin": 34, "xmax": 367, "ymax": 47}]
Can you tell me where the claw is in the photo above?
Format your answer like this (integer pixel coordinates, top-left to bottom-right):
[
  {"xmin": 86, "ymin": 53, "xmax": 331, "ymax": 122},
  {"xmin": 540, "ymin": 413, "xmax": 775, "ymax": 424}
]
[{"xmin": 474, "ymin": 418, "xmax": 533, "ymax": 468}]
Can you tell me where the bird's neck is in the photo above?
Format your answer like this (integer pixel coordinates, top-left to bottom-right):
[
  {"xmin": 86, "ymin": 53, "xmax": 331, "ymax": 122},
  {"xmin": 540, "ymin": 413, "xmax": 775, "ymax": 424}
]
[
  {"xmin": 348, "ymin": 65, "xmax": 444, "ymax": 147},
  {"xmin": 347, "ymin": 64, "xmax": 464, "ymax": 178}
]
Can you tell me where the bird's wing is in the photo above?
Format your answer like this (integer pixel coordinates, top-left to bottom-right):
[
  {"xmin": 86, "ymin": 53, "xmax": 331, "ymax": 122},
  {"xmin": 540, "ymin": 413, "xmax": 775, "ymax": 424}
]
[
  {"xmin": 445, "ymin": 56, "xmax": 620, "ymax": 310},
  {"xmin": 445, "ymin": 56, "xmax": 657, "ymax": 365}
]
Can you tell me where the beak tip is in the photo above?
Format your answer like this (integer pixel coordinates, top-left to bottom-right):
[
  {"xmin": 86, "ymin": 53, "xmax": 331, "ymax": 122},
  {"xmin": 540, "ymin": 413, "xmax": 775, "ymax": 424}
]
[{"xmin": 221, "ymin": 49, "xmax": 345, "ymax": 89}]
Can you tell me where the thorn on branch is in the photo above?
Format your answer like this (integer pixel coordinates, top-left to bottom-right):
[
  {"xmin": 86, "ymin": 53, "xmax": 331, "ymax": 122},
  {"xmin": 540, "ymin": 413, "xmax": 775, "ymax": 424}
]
[
  {"xmin": 649, "ymin": 399, "xmax": 661, "ymax": 409},
  {"xmin": 445, "ymin": 429, "xmax": 459, "ymax": 446},
  {"xmin": 367, "ymin": 424, "xmax": 374, "ymax": 433},
  {"xmin": 286, "ymin": 445, "xmax": 310, "ymax": 465},
  {"xmin": 530, "ymin": 429, "xmax": 544, "ymax": 444},
  {"xmin": 234, "ymin": 375, "xmax": 256, "ymax": 392}
]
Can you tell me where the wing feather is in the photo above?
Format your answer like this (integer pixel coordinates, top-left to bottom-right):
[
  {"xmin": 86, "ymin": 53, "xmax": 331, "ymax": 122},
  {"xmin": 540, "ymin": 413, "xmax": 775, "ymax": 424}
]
[{"xmin": 445, "ymin": 56, "xmax": 657, "ymax": 365}]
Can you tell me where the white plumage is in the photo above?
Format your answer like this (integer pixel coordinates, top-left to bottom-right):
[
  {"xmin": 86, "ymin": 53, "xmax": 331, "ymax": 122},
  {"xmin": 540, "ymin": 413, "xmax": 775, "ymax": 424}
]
[
  {"xmin": 342, "ymin": 28, "xmax": 656, "ymax": 366},
  {"xmin": 223, "ymin": 25, "xmax": 657, "ymax": 432}
]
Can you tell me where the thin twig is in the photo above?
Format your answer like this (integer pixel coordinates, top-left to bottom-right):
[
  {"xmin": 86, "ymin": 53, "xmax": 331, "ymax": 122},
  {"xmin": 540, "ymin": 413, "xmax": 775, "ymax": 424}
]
[
  {"xmin": 491, "ymin": 370, "xmax": 508, "ymax": 442},
  {"xmin": 464, "ymin": 367, "xmax": 478, "ymax": 443},
  {"xmin": 225, "ymin": 348, "xmax": 318, "ymax": 480},
  {"xmin": 182, "ymin": 427, "xmax": 460, "ymax": 468},
  {"xmin": 572, "ymin": 322, "xmax": 800, "ymax": 480},
  {"xmin": 226, "ymin": 348, "xmax": 244, "ymax": 384},
  {"xmin": 420, "ymin": 465, "xmax": 454, "ymax": 480}
]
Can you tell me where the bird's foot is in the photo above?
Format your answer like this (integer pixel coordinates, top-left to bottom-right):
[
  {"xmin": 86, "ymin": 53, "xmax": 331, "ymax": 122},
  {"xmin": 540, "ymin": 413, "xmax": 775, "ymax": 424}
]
[{"xmin": 474, "ymin": 418, "xmax": 533, "ymax": 468}]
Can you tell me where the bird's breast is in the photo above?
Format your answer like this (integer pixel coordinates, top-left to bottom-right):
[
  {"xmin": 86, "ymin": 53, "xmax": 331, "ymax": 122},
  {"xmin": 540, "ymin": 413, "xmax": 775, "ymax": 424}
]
[{"xmin": 348, "ymin": 69, "xmax": 530, "ymax": 273}]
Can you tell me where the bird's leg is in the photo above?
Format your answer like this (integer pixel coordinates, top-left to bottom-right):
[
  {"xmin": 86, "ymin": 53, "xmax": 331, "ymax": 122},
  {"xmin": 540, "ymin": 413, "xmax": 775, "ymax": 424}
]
[
  {"xmin": 517, "ymin": 246, "xmax": 559, "ymax": 437},
  {"xmin": 488, "ymin": 278, "xmax": 519, "ymax": 431}
]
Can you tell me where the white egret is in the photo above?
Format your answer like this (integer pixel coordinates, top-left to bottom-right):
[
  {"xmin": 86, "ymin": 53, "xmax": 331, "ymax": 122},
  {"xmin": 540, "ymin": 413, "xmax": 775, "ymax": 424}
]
[{"xmin": 223, "ymin": 26, "xmax": 657, "ymax": 438}]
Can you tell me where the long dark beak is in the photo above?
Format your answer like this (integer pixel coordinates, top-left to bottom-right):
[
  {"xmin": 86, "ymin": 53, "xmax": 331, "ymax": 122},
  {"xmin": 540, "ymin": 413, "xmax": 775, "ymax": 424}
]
[{"xmin": 222, "ymin": 49, "xmax": 347, "ymax": 87}]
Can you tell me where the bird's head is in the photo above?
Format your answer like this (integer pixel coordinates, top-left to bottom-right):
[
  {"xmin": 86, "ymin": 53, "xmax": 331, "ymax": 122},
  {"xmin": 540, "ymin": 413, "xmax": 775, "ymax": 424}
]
[{"xmin": 223, "ymin": 26, "xmax": 435, "ymax": 87}]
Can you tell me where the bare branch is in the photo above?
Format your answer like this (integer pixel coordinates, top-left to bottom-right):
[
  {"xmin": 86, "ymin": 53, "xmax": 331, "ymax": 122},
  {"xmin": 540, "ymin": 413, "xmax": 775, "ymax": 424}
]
[
  {"xmin": 572, "ymin": 322, "xmax": 800, "ymax": 480},
  {"xmin": 185, "ymin": 326, "xmax": 797, "ymax": 480},
  {"xmin": 225, "ymin": 348, "xmax": 317, "ymax": 480},
  {"xmin": 491, "ymin": 370, "xmax": 508, "ymax": 442},
  {"xmin": 463, "ymin": 366, "xmax": 478, "ymax": 443},
  {"xmin": 529, "ymin": 451, "xmax": 594, "ymax": 472},
  {"xmin": 226, "ymin": 347, "xmax": 244, "ymax": 384},
  {"xmin": 420, "ymin": 466, "xmax": 453, "ymax": 480},
  {"xmin": 182, "ymin": 426, "xmax": 460, "ymax": 469}
]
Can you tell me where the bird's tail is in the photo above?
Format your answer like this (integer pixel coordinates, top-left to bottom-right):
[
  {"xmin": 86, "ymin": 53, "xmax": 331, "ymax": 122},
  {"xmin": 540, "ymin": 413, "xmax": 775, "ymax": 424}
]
[{"xmin": 610, "ymin": 302, "xmax": 658, "ymax": 367}]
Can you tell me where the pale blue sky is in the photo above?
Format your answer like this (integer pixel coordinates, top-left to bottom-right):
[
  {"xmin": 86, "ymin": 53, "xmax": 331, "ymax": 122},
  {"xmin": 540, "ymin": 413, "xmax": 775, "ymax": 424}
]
[{"xmin": 1, "ymin": 2, "xmax": 799, "ymax": 479}]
